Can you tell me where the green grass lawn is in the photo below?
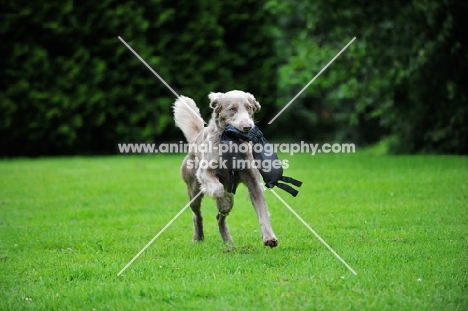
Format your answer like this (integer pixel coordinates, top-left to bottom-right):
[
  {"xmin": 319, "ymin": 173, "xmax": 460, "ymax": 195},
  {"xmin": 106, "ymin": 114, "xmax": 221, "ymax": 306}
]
[{"xmin": 0, "ymin": 154, "xmax": 467, "ymax": 310}]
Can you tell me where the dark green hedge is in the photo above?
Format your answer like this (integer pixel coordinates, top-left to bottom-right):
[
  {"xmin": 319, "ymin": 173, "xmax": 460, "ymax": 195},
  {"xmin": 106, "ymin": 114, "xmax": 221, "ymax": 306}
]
[
  {"xmin": 0, "ymin": 0, "xmax": 277, "ymax": 156},
  {"xmin": 2, "ymin": 0, "xmax": 467, "ymax": 156},
  {"xmin": 268, "ymin": 0, "xmax": 468, "ymax": 154}
]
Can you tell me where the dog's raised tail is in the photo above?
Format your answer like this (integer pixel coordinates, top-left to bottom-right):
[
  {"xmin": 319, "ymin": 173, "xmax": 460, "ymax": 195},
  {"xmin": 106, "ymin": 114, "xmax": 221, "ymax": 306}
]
[{"xmin": 173, "ymin": 96, "xmax": 204, "ymax": 142}]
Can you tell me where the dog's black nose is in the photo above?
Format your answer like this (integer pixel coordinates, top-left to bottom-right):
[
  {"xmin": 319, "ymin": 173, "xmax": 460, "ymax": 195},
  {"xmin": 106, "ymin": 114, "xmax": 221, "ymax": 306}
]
[{"xmin": 242, "ymin": 125, "xmax": 253, "ymax": 132}]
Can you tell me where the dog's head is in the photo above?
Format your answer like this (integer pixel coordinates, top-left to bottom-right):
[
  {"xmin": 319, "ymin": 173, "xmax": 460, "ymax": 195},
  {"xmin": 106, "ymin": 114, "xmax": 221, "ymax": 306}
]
[{"xmin": 208, "ymin": 90, "xmax": 261, "ymax": 132}]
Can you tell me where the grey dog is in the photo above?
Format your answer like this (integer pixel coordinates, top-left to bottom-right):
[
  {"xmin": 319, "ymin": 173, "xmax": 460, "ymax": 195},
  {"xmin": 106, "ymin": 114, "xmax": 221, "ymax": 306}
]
[{"xmin": 173, "ymin": 90, "xmax": 278, "ymax": 247}]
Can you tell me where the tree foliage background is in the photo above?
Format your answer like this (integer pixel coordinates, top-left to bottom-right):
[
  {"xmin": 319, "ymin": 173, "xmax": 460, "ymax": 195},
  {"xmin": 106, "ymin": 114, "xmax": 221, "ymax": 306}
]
[
  {"xmin": 1, "ymin": 0, "xmax": 467, "ymax": 156},
  {"xmin": 270, "ymin": 0, "xmax": 467, "ymax": 154}
]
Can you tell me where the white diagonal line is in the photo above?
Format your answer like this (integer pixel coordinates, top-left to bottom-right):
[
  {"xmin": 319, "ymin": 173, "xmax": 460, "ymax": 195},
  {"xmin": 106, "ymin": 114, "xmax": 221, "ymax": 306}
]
[
  {"xmin": 118, "ymin": 36, "xmax": 206, "ymax": 125},
  {"xmin": 269, "ymin": 189, "xmax": 357, "ymax": 275},
  {"xmin": 117, "ymin": 190, "xmax": 203, "ymax": 276},
  {"xmin": 268, "ymin": 37, "xmax": 356, "ymax": 124}
]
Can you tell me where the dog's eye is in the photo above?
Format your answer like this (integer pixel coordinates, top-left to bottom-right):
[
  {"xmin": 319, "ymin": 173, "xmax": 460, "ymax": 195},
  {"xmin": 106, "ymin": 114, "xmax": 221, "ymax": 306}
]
[
  {"xmin": 230, "ymin": 107, "xmax": 237, "ymax": 112},
  {"xmin": 246, "ymin": 106, "xmax": 252, "ymax": 112}
]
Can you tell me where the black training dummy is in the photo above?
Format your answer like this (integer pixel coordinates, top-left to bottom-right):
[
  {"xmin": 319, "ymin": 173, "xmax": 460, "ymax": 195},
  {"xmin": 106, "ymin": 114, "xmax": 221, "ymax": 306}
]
[{"xmin": 220, "ymin": 125, "xmax": 302, "ymax": 196}]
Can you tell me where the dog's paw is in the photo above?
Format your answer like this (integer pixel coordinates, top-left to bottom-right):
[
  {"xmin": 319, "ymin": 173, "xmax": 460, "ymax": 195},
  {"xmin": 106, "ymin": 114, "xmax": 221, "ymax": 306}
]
[
  {"xmin": 263, "ymin": 237, "xmax": 279, "ymax": 248},
  {"xmin": 201, "ymin": 182, "xmax": 225, "ymax": 197},
  {"xmin": 193, "ymin": 234, "xmax": 204, "ymax": 242}
]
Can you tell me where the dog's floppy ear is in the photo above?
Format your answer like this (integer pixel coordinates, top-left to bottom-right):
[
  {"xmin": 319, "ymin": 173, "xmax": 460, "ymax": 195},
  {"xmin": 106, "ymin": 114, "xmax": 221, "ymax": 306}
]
[
  {"xmin": 246, "ymin": 92, "xmax": 261, "ymax": 113},
  {"xmin": 209, "ymin": 92, "xmax": 224, "ymax": 113}
]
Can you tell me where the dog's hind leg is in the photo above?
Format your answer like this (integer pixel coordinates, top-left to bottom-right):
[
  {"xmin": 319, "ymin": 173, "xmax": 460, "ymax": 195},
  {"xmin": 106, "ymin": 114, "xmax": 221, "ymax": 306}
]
[
  {"xmin": 216, "ymin": 193, "xmax": 234, "ymax": 243},
  {"xmin": 182, "ymin": 156, "xmax": 205, "ymax": 241},
  {"xmin": 188, "ymin": 183, "xmax": 204, "ymax": 241}
]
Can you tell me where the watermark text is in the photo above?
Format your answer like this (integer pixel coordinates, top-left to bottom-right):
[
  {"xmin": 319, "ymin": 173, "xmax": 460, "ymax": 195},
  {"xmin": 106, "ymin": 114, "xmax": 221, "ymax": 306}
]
[{"xmin": 118, "ymin": 141, "xmax": 355, "ymax": 156}]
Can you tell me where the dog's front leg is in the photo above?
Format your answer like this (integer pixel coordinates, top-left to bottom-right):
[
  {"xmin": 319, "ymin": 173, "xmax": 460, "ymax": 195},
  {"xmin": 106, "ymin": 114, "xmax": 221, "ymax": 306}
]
[
  {"xmin": 196, "ymin": 167, "xmax": 225, "ymax": 197},
  {"xmin": 241, "ymin": 170, "xmax": 278, "ymax": 248},
  {"xmin": 216, "ymin": 193, "xmax": 234, "ymax": 243}
]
